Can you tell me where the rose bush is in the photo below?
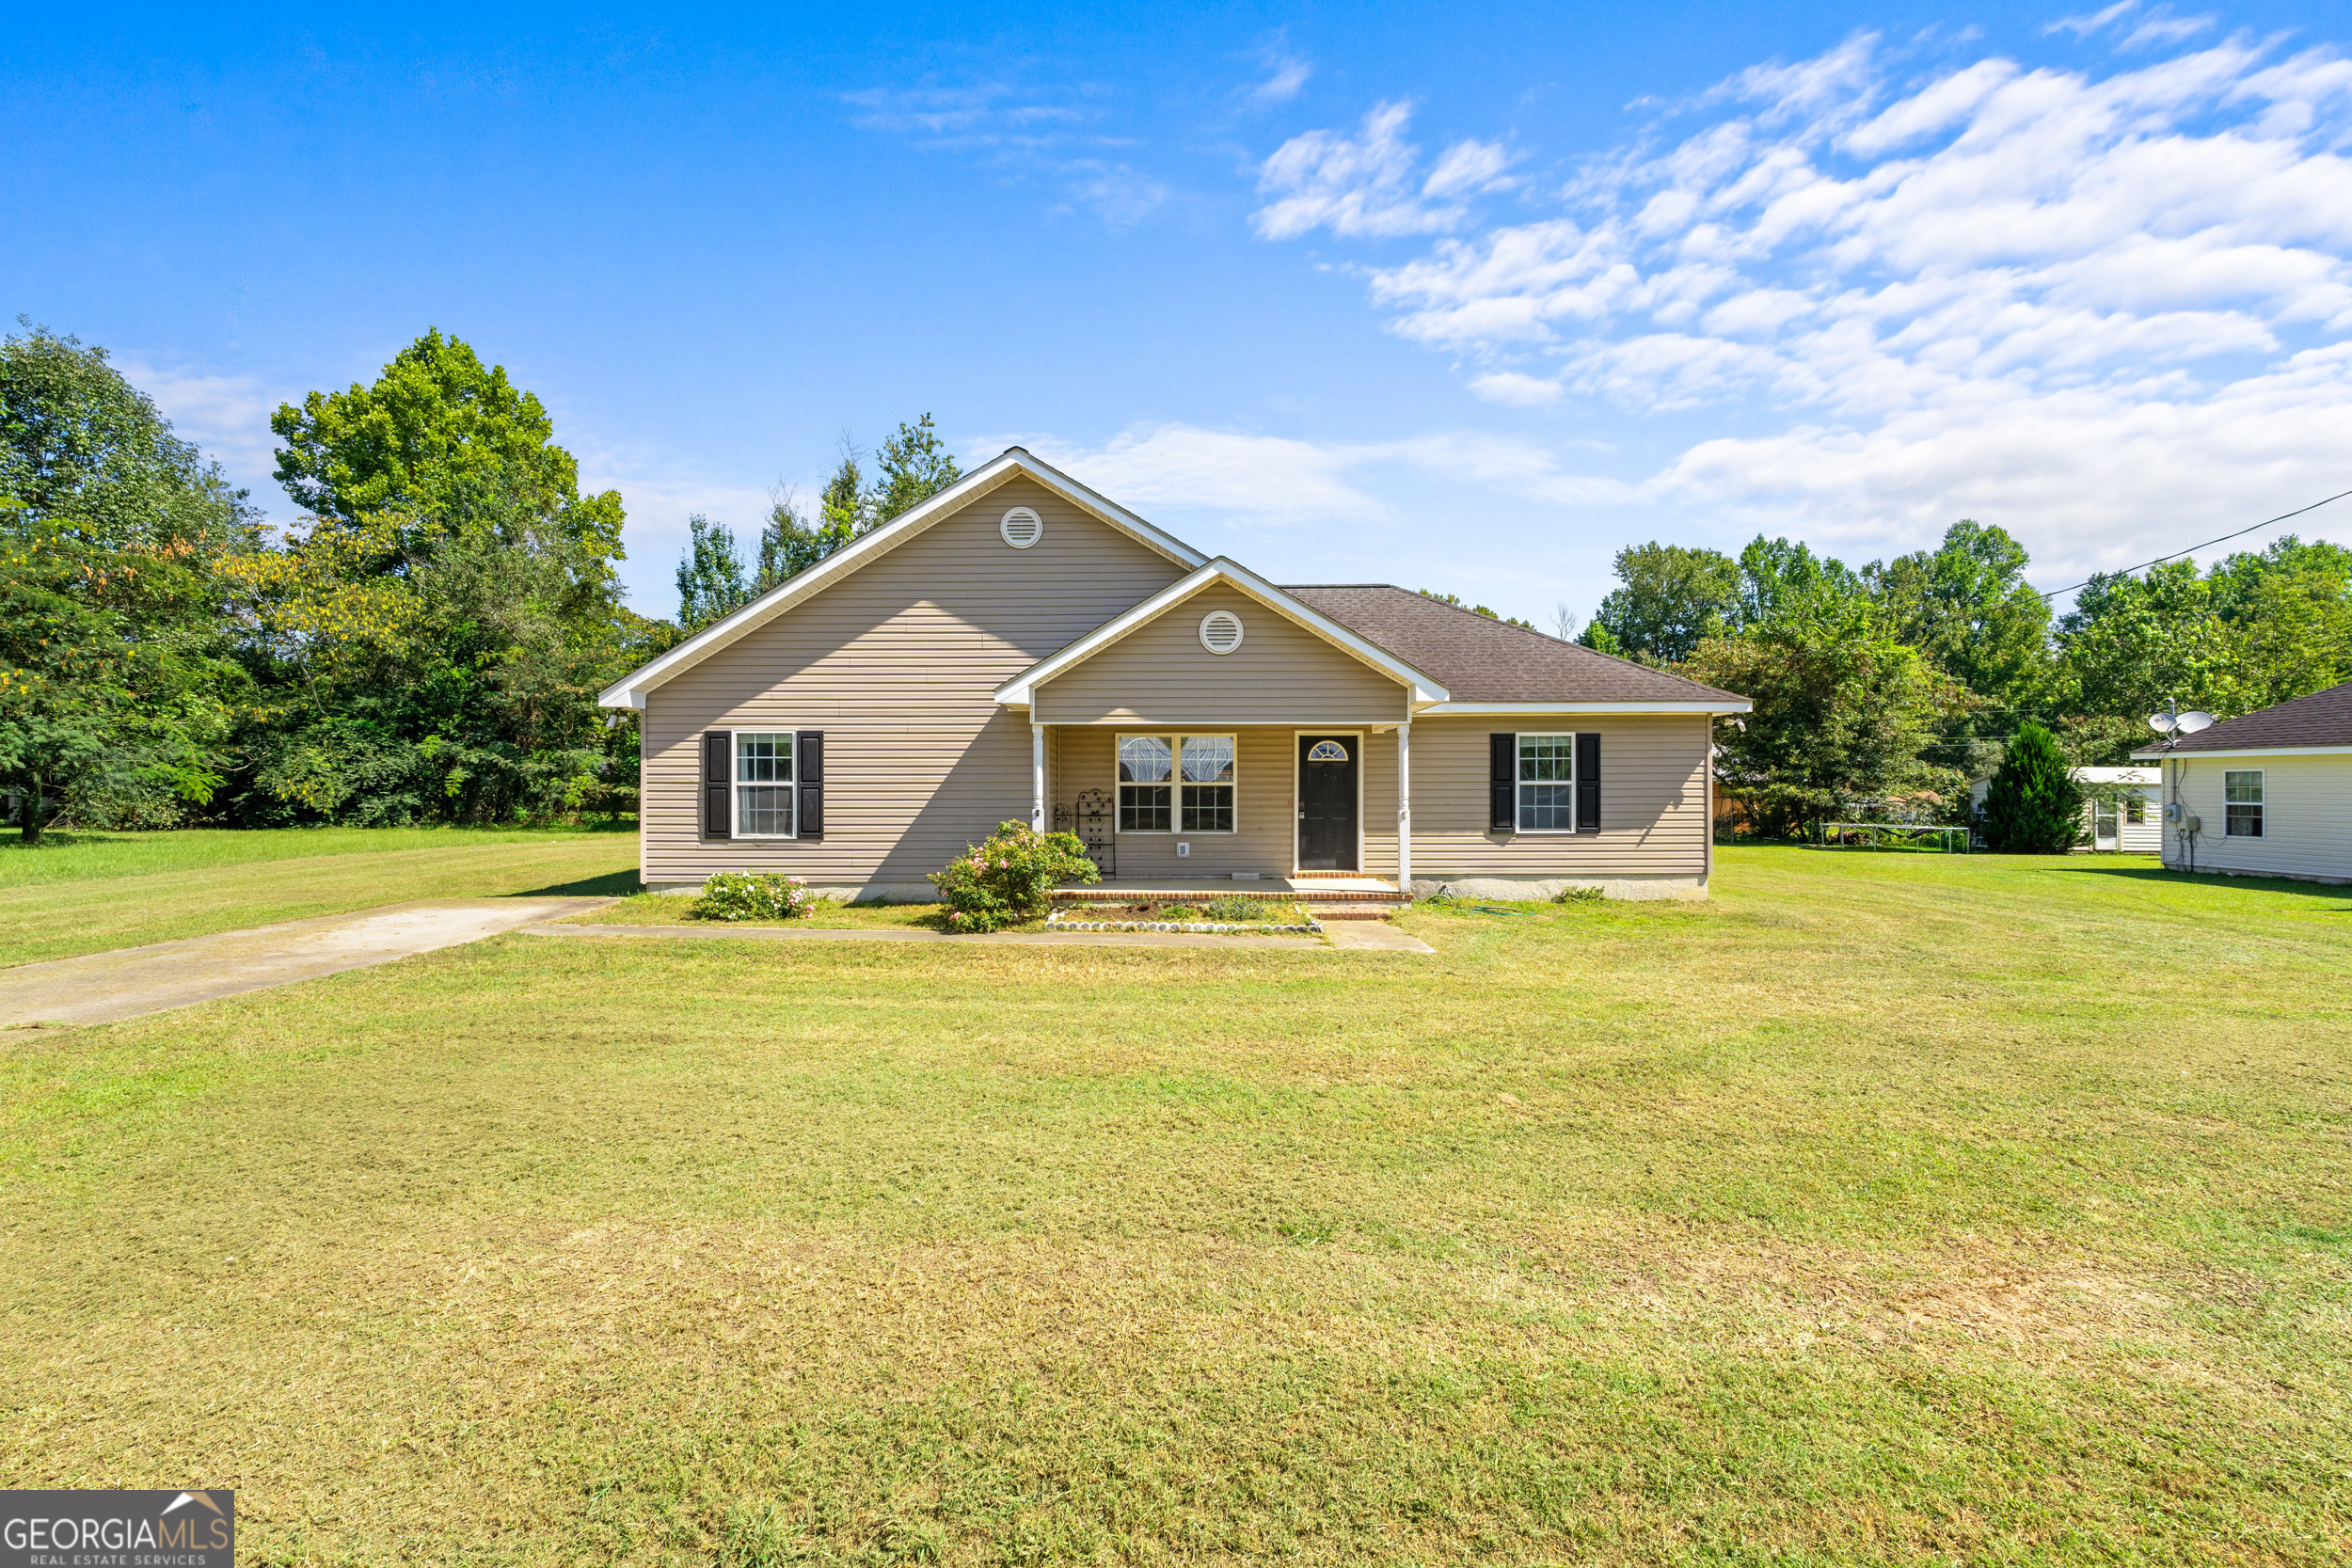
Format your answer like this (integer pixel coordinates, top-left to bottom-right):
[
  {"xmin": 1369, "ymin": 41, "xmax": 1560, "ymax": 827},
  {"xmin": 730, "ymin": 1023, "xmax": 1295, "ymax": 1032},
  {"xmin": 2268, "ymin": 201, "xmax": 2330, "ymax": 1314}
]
[
  {"xmin": 929, "ymin": 821, "xmax": 1098, "ymax": 932},
  {"xmin": 691, "ymin": 871, "xmax": 819, "ymax": 922}
]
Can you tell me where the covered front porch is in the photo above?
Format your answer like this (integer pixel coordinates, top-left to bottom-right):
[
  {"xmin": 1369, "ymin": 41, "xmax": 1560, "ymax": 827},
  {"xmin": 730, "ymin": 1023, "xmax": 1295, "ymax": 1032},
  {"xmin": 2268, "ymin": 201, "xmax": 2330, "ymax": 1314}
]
[{"xmin": 1025, "ymin": 722, "xmax": 1413, "ymax": 886}]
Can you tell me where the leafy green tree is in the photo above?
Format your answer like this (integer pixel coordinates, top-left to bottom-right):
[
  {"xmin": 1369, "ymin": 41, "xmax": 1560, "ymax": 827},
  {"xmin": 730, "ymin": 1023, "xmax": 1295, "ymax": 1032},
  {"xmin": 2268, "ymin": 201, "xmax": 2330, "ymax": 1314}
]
[
  {"xmin": 1577, "ymin": 619, "xmax": 1623, "ymax": 655},
  {"xmin": 1590, "ymin": 543, "xmax": 1741, "ymax": 664},
  {"xmin": 270, "ymin": 328, "xmax": 626, "ymax": 585},
  {"xmin": 1679, "ymin": 583, "xmax": 1970, "ymax": 837},
  {"xmin": 2056, "ymin": 561, "xmax": 2229, "ymax": 727},
  {"xmin": 866, "ymin": 413, "xmax": 962, "ymax": 524},
  {"xmin": 0, "ymin": 323, "xmax": 250, "ymax": 839},
  {"xmin": 1979, "ymin": 721, "xmax": 2084, "ymax": 853},
  {"xmin": 1737, "ymin": 535, "xmax": 1864, "ymax": 626},
  {"xmin": 1866, "ymin": 521, "xmax": 2053, "ymax": 712},
  {"xmin": 819, "ymin": 443, "xmax": 868, "ymax": 540},
  {"xmin": 675, "ymin": 515, "xmax": 752, "ymax": 630}
]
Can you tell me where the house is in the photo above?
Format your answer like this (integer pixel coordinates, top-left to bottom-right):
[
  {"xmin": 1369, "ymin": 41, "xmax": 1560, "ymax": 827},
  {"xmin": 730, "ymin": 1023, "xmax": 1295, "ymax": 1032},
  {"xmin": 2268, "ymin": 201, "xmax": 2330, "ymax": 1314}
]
[
  {"xmin": 2132, "ymin": 679, "xmax": 2352, "ymax": 884},
  {"xmin": 598, "ymin": 448, "xmax": 1752, "ymax": 901},
  {"xmin": 1965, "ymin": 766, "xmax": 2162, "ymax": 851}
]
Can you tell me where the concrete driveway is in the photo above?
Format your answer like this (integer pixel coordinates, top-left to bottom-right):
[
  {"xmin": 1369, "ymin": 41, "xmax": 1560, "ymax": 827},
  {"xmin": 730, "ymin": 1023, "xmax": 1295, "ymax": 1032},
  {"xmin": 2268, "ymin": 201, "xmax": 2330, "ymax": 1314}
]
[{"xmin": 0, "ymin": 898, "xmax": 612, "ymax": 1027}]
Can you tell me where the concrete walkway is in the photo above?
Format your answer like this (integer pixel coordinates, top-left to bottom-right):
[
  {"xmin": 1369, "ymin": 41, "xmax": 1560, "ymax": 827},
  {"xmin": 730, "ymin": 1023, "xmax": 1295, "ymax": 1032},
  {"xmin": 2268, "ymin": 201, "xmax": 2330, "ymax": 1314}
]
[
  {"xmin": 0, "ymin": 898, "xmax": 613, "ymax": 1027},
  {"xmin": 520, "ymin": 923, "xmax": 1330, "ymax": 952}
]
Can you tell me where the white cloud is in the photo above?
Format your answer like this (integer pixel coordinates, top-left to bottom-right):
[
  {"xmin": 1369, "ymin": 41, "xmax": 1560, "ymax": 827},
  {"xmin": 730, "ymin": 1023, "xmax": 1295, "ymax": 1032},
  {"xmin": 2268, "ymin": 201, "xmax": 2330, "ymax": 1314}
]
[
  {"xmin": 842, "ymin": 80, "xmax": 1164, "ymax": 227},
  {"xmin": 1246, "ymin": 44, "xmax": 1313, "ymax": 107},
  {"xmin": 116, "ymin": 357, "xmax": 288, "ymax": 492},
  {"xmin": 1001, "ymin": 420, "xmax": 1631, "ymax": 527},
  {"xmin": 1252, "ymin": 102, "xmax": 1508, "ymax": 240},
  {"xmin": 1255, "ymin": 31, "xmax": 2352, "ymax": 585},
  {"xmin": 2046, "ymin": 2, "xmax": 2140, "ymax": 40},
  {"xmin": 1468, "ymin": 372, "xmax": 1564, "ymax": 406}
]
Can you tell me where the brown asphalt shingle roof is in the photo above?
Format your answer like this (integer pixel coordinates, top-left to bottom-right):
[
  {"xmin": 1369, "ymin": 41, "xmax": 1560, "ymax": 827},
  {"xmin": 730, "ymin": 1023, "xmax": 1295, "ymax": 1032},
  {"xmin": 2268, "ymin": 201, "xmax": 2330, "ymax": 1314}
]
[
  {"xmin": 1283, "ymin": 584, "xmax": 1749, "ymax": 705},
  {"xmin": 2139, "ymin": 679, "xmax": 2352, "ymax": 752}
]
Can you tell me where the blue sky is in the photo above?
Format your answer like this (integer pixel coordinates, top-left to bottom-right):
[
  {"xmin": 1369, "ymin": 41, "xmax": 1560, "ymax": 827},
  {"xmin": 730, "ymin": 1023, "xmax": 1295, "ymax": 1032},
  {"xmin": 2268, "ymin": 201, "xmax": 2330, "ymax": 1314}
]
[{"xmin": 10, "ymin": 0, "xmax": 2352, "ymax": 626}]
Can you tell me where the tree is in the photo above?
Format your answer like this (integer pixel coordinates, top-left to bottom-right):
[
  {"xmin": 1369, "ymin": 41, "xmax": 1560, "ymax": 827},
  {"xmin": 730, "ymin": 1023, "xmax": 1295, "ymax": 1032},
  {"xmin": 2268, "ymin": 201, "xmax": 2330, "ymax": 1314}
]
[
  {"xmin": 1679, "ymin": 584, "xmax": 1970, "ymax": 837},
  {"xmin": 0, "ymin": 323, "xmax": 250, "ymax": 839},
  {"xmin": 1979, "ymin": 721, "xmax": 2084, "ymax": 853},
  {"xmin": 1866, "ymin": 520, "xmax": 2053, "ymax": 713},
  {"xmin": 1590, "ymin": 543, "xmax": 1741, "ymax": 664},
  {"xmin": 1577, "ymin": 619, "xmax": 1623, "ymax": 656},
  {"xmin": 1737, "ymin": 535, "xmax": 1863, "ymax": 626},
  {"xmin": 866, "ymin": 413, "xmax": 962, "ymax": 525},
  {"xmin": 2056, "ymin": 561, "xmax": 2229, "ymax": 726},
  {"xmin": 675, "ymin": 515, "xmax": 751, "ymax": 630},
  {"xmin": 1550, "ymin": 602, "xmax": 1579, "ymax": 641},
  {"xmin": 270, "ymin": 328, "xmax": 627, "ymax": 585}
]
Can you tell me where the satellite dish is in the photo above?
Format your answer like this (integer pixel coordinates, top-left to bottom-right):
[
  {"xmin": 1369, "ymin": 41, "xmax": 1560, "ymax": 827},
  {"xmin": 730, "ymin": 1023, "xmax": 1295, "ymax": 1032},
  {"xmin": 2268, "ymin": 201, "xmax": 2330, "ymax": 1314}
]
[
  {"xmin": 2147, "ymin": 712, "xmax": 2177, "ymax": 734},
  {"xmin": 2177, "ymin": 711, "xmax": 2216, "ymax": 734}
]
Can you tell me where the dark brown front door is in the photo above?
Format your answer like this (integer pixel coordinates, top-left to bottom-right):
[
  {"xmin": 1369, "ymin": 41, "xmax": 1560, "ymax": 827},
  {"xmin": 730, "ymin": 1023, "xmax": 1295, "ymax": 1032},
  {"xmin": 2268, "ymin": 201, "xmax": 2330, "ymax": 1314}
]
[{"xmin": 1296, "ymin": 735, "xmax": 1358, "ymax": 871}]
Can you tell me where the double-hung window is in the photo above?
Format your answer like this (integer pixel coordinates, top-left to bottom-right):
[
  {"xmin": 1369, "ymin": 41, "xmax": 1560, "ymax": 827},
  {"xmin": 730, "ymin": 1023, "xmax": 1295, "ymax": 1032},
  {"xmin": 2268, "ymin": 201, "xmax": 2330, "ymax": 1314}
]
[
  {"xmin": 1180, "ymin": 736, "xmax": 1235, "ymax": 832},
  {"xmin": 1118, "ymin": 736, "xmax": 1172, "ymax": 832},
  {"xmin": 736, "ymin": 732, "xmax": 795, "ymax": 836},
  {"xmin": 1118, "ymin": 734, "xmax": 1236, "ymax": 832},
  {"xmin": 2224, "ymin": 770, "xmax": 2264, "ymax": 837},
  {"xmin": 1517, "ymin": 734, "xmax": 1575, "ymax": 832}
]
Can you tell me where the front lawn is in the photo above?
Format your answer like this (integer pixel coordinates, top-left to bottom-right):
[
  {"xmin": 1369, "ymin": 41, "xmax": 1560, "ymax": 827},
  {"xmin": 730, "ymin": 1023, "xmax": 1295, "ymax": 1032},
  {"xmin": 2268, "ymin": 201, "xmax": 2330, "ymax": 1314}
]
[
  {"xmin": 2, "ymin": 847, "xmax": 2346, "ymax": 1564},
  {"xmin": 0, "ymin": 825, "xmax": 639, "ymax": 966}
]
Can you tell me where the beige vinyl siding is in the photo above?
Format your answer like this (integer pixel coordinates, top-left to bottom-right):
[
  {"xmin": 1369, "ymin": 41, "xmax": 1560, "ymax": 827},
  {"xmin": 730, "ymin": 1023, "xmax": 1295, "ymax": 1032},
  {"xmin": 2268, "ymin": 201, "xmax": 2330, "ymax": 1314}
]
[
  {"xmin": 1034, "ymin": 583, "xmax": 1410, "ymax": 726},
  {"xmin": 1406, "ymin": 714, "xmax": 1709, "ymax": 879},
  {"xmin": 2160, "ymin": 752, "xmax": 2352, "ymax": 882},
  {"xmin": 640, "ymin": 478, "xmax": 1186, "ymax": 886},
  {"xmin": 1052, "ymin": 725, "xmax": 1399, "ymax": 879}
]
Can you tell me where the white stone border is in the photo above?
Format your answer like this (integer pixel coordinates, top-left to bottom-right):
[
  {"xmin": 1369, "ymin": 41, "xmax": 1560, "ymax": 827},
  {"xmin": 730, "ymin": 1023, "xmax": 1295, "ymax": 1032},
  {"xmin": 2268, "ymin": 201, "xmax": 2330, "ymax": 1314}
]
[{"xmin": 1046, "ymin": 911, "xmax": 1323, "ymax": 934}]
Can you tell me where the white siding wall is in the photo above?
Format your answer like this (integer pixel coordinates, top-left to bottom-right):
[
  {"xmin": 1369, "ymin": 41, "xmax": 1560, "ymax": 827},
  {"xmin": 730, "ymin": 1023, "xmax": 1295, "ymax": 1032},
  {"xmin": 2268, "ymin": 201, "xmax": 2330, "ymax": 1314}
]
[{"xmin": 2159, "ymin": 752, "xmax": 2352, "ymax": 882}]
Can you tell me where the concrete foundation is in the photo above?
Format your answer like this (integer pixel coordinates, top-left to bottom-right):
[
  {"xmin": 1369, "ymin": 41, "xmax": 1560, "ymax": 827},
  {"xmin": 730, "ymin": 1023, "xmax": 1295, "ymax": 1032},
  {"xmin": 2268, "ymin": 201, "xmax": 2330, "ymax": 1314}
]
[{"xmin": 1407, "ymin": 874, "xmax": 1708, "ymax": 902}]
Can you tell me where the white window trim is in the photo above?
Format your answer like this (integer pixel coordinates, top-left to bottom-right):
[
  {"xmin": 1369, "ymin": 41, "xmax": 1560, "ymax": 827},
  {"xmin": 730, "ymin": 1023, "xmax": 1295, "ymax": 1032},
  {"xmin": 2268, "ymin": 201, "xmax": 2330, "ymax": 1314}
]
[
  {"xmin": 2223, "ymin": 768, "xmax": 2265, "ymax": 838},
  {"xmin": 1513, "ymin": 731, "xmax": 1580, "ymax": 834},
  {"xmin": 1114, "ymin": 732, "xmax": 1238, "ymax": 834},
  {"xmin": 732, "ymin": 730, "xmax": 800, "ymax": 840}
]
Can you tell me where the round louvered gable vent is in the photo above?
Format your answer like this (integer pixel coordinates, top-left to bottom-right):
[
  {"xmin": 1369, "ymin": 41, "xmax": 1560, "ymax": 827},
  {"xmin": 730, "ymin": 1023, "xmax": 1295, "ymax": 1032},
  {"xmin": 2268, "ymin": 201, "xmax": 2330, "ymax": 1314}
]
[
  {"xmin": 1199, "ymin": 610, "xmax": 1245, "ymax": 655},
  {"xmin": 999, "ymin": 507, "xmax": 1043, "ymax": 548}
]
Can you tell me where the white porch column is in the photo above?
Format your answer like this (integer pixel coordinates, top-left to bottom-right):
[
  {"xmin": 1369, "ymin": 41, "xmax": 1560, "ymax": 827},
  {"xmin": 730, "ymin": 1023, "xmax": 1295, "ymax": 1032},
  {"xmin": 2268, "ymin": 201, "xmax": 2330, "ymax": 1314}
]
[
  {"xmin": 1032, "ymin": 722, "xmax": 1047, "ymax": 832},
  {"xmin": 1397, "ymin": 721, "xmax": 1413, "ymax": 893}
]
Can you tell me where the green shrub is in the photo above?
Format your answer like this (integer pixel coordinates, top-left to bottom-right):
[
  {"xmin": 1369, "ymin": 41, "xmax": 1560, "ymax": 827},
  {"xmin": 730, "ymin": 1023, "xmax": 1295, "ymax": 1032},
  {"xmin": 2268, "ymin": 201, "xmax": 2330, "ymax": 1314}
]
[
  {"xmin": 1555, "ymin": 884, "xmax": 1607, "ymax": 904},
  {"xmin": 1196, "ymin": 894, "xmax": 1265, "ymax": 923},
  {"xmin": 1979, "ymin": 721, "xmax": 2085, "ymax": 853},
  {"xmin": 930, "ymin": 821, "xmax": 1098, "ymax": 932},
  {"xmin": 691, "ymin": 871, "xmax": 818, "ymax": 922}
]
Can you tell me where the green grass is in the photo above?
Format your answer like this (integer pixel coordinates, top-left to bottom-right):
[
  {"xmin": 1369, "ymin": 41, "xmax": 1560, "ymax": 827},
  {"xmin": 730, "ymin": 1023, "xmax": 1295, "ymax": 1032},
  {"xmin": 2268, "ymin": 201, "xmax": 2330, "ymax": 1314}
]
[
  {"xmin": 575, "ymin": 892, "xmax": 961, "ymax": 931},
  {"xmin": 0, "ymin": 825, "xmax": 638, "ymax": 966},
  {"xmin": 2, "ymin": 846, "xmax": 2348, "ymax": 1564}
]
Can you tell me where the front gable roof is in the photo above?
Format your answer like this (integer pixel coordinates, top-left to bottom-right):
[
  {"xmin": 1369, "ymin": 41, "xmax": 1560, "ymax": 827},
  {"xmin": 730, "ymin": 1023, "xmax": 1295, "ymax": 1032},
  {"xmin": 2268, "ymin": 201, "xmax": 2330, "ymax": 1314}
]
[
  {"xmin": 993, "ymin": 559, "xmax": 1450, "ymax": 709},
  {"xmin": 598, "ymin": 447, "xmax": 1205, "ymax": 708}
]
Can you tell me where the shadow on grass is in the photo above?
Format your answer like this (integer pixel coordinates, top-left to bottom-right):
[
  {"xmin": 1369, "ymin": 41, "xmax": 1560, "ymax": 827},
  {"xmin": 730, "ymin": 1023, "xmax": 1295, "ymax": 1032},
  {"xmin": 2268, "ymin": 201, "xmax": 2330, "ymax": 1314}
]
[
  {"xmin": 2066, "ymin": 863, "xmax": 2352, "ymax": 904},
  {"xmin": 510, "ymin": 869, "xmax": 644, "ymax": 897}
]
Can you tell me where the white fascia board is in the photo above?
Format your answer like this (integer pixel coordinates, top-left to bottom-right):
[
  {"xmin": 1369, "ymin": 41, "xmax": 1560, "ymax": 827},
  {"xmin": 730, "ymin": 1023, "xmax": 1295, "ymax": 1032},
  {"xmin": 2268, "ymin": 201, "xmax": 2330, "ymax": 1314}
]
[
  {"xmin": 994, "ymin": 558, "xmax": 1448, "ymax": 707},
  {"xmin": 597, "ymin": 447, "xmax": 1208, "ymax": 709},
  {"xmin": 1419, "ymin": 700, "xmax": 1753, "ymax": 715},
  {"xmin": 2132, "ymin": 745, "xmax": 2352, "ymax": 760}
]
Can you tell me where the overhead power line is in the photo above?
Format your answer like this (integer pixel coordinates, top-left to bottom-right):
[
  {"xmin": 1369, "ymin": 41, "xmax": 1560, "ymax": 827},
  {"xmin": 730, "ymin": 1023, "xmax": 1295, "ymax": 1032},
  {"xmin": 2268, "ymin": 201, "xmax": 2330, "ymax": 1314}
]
[{"xmin": 2037, "ymin": 487, "xmax": 2352, "ymax": 599}]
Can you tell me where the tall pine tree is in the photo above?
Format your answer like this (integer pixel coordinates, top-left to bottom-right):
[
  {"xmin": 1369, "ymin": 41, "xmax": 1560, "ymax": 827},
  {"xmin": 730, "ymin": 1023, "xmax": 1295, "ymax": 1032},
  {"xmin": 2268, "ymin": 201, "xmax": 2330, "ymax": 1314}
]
[{"xmin": 1979, "ymin": 721, "xmax": 2084, "ymax": 853}]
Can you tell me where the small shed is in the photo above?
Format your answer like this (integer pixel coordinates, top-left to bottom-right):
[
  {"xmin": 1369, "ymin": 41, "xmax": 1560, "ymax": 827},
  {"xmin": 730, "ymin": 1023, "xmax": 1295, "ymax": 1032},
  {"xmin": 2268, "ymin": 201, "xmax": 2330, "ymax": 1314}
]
[{"xmin": 1967, "ymin": 766, "xmax": 2162, "ymax": 852}]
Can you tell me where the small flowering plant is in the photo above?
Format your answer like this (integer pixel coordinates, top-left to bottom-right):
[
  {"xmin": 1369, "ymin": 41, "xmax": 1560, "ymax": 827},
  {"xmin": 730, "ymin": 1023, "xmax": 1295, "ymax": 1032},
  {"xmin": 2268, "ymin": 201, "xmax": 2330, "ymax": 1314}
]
[
  {"xmin": 691, "ymin": 871, "xmax": 819, "ymax": 922},
  {"xmin": 930, "ymin": 821, "xmax": 1098, "ymax": 932}
]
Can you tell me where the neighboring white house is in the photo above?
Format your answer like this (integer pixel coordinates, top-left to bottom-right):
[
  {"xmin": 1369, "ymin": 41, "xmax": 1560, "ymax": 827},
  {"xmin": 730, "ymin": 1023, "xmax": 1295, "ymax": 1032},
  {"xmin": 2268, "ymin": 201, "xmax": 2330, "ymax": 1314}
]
[
  {"xmin": 2132, "ymin": 679, "xmax": 2352, "ymax": 884},
  {"xmin": 1967, "ymin": 766, "xmax": 2162, "ymax": 852}
]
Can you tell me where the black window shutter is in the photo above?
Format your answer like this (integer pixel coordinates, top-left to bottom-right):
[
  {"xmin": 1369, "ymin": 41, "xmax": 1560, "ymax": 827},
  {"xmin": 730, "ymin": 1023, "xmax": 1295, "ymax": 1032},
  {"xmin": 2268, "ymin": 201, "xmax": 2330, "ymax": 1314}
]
[
  {"xmin": 795, "ymin": 730, "xmax": 824, "ymax": 838},
  {"xmin": 1576, "ymin": 732, "xmax": 1601, "ymax": 833},
  {"xmin": 1489, "ymin": 734, "xmax": 1517, "ymax": 832},
  {"xmin": 702, "ymin": 731, "xmax": 731, "ymax": 839}
]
